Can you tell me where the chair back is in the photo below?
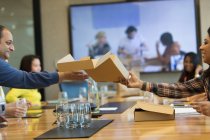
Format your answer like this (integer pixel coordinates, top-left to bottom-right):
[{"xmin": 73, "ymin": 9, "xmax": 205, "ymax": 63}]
[{"xmin": 59, "ymin": 81, "xmax": 88, "ymax": 99}]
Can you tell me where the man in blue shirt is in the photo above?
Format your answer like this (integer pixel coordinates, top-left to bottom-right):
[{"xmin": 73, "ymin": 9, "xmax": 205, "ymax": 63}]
[{"xmin": 0, "ymin": 25, "xmax": 88, "ymax": 121}]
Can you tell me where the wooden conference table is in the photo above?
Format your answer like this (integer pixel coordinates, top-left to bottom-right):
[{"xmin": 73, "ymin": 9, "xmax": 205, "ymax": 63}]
[{"xmin": 1, "ymin": 100, "xmax": 210, "ymax": 140}]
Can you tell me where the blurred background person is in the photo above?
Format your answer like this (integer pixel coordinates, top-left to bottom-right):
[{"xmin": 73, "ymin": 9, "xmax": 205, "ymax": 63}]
[
  {"xmin": 178, "ymin": 52, "xmax": 206, "ymax": 102},
  {"xmin": 6, "ymin": 55, "xmax": 42, "ymax": 108},
  {"xmin": 88, "ymin": 31, "xmax": 111, "ymax": 58},
  {"xmin": 117, "ymin": 25, "xmax": 147, "ymax": 69},
  {"xmin": 145, "ymin": 32, "xmax": 182, "ymax": 71},
  {"xmin": 178, "ymin": 52, "xmax": 202, "ymax": 83}
]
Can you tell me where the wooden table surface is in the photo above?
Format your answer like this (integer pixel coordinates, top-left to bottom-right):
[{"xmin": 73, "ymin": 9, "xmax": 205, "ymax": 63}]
[{"xmin": 1, "ymin": 103, "xmax": 210, "ymax": 140}]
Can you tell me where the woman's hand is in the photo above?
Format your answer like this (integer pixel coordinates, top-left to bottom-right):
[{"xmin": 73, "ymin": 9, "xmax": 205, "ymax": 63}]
[
  {"xmin": 191, "ymin": 101, "xmax": 210, "ymax": 116},
  {"xmin": 195, "ymin": 65, "xmax": 203, "ymax": 77},
  {"xmin": 119, "ymin": 72, "xmax": 142, "ymax": 88},
  {"xmin": 187, "ymin": 93, "xmax": 207, "ymax": 102}
]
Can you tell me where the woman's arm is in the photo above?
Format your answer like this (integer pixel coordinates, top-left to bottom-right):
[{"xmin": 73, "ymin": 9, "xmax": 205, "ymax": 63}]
[{"xmin": 120, "ymin": 72, "xmax": 205, "ymax": 99}]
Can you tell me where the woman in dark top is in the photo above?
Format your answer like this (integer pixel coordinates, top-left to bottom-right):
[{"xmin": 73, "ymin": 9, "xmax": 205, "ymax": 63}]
[
  {"xmin": 178, "ymin": 52, "xmax": 202, "ymax": 82},
  {"xmin": 178, "ymin": 52, "xmax": 206, "ymax": 102}
]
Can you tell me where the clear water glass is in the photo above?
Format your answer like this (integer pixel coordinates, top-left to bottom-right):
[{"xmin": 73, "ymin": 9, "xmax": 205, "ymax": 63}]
[
  {"xmin": 79, "ymin": 87, "xmax": 88, "ymax": 102},
  {"xmin": 58, "ymin": 91, "xmax": 68, "ymax": 104},
  {"xmin": 55, "ymin": 102, "xmax": 92, "ymax": 129},
  {"xmin": 68, "ymin": 103, "xmax": 77, "ymax": 128},
  {"xmin": 83, "ymin": 103, "xmax": 92, "ymax": 128},
  {"xmin": 16, "ymin": 98, "xmax": 28, "ymax": 118},
  {"xmin": 143, "ymin": 91, "xmax": 154, "ymax": 103},
  {"xmin": 55, "ymin": 104, "xmax": 64, "ymax": 127}
]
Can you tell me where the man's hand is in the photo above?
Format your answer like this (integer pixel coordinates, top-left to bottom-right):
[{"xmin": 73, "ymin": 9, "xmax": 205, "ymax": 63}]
[
  {"xmin": 5, "ymin": 106, "xmax": 26, "ymax": 118},
  {"xmin": 0, "ymin": 116, "xmax": 7, "ymax": 122},
  {"xmin": 191, "ymin": 101, "xmax": 210, "ymax": 116},
  {"xmin": 58, "ymin": 71, "xmax": 88, "ymax": 82},
  {"xmin": 0, "ymin": 116, "xmax": 8, "ymax": 128}
]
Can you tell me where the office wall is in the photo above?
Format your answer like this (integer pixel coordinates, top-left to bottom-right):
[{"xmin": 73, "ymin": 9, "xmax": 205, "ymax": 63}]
[
  {"xmin": 41, "ymin": 0, "xmax": 210, "ymax": 100},
  {"xmin": 40, "ymin": 0, "xmax": 124, "ymax": 100}
]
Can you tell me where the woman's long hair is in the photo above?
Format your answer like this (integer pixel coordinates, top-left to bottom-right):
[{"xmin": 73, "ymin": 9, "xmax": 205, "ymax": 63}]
[
  {"xmin": 178, "ymin": 52, "xmax": 199, "ymax": 82},
  {"xmin": 20, "ymin": 55, "xmax": 40, "ymax": 72}
]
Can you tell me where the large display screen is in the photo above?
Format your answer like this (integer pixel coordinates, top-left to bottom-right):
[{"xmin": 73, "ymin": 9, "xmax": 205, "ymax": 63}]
[{"xmin": 69, "ymin": 0, "xmax": 199, "ymax": 72}]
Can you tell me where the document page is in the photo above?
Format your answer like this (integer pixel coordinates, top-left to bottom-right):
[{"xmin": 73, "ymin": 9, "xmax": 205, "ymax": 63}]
[{"xmin": 174, "ymin": 107, "xmax": 200, "ymax": 115}]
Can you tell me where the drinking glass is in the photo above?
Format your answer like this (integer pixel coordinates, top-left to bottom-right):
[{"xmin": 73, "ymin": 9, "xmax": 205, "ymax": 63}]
[
  {"xmin": 75, "ymin": 103, "xmax": 91, "ymax": 128},
  {"xmin": 78, "ymin": 103, "xmax": 85, "ymax": 128},
  {"xmin": 55, "ymin": 104, "xmax": 64, "ymax": 127},
  {"xmin": 58, "ymin": 91, "xmax": 68, "ymax": 104},
  {"xmin": 16, "ymin": 98, "xmax": 28, "ymax": 118},
  {"xmin": 79, "ymin": 87, "xmax": 88, "ymax": 102},
  {"xmin": 83, "ymin": 103, "xmax": 92, "ymax": 128},
  {"xmin": 143, "ymin": 91, "xmax": 154, "ymax": 103},
  {"xmin": 62, "ymin": 103, "xmax": 70, "ymax": 128},
  {"xmin": 68, "ymin": 103, "xmax": 77, "ymax": 128},
  {"xmin": 54, "ymin": 102, "xmax": 92, "ymax": 128}
]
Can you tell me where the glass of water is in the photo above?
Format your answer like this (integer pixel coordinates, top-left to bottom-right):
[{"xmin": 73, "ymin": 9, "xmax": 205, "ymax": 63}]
[
  {"xmin": 55, "ymin": 102, "xmax": 92, "ymax": 129},
  {"xmin": 16, "ymin": 98, "xmax": 28, "ymax": 118},
  {"xmin": 55, "ymin": 104, "xmax": 64, "ymax": 127},
  {"xmin": 79, "ymin": 87, "xmax": 88, "ymax": 102},
  {"xmin": 83, "ymin": 103, "xmax": 92, "ymax": 128},
  {"xmin": 143, "ymin": 91, "xmax": 154, "ymax": 103},
  {"xmin": 58, "ymin": 91, "xmax": 68, "ymax": 104}
]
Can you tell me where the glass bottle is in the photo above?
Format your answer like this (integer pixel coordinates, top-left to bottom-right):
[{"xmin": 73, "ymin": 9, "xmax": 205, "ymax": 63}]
[{"xmin": 88, "ymin": 78, "xmax": 101, "ymax": 113}]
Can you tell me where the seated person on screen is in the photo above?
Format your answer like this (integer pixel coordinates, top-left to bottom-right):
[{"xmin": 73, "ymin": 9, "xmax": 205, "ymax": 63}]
[
  {"xmin": 178, "ymin": 52, "xmax": 206, "ymax": 102},
  {"xmin": 117, "ymin": 26, "xmax": 147, "ymax": 69},
  {"xmin": 145, "ymin": 32, "xmax": 181, "ymax": 71},
  {"xmin": 119, "ymin": 26, "xmax": 210, "ymax": 117},
  {"xmin": 88, "ymin": 31, "xmax": 111, "ymax": 58},
  {"xmin": 6, "ymin": 55, "xmax": 43, "ymax": 107}
]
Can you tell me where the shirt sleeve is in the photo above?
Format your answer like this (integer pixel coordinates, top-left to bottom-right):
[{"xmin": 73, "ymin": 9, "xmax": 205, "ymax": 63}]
[
  {"xmin": 0, "ymin": 58, "xmax": 59, "ymax": 89},
  {"xmin": 148, "ymin": 77, "xmax": 205, "ymax": 98}
]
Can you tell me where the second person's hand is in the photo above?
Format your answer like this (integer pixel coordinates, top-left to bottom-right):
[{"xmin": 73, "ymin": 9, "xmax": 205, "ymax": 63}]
[{"xmin": 119, "ymin": 72, "xmax": 142, "ymax": 88}]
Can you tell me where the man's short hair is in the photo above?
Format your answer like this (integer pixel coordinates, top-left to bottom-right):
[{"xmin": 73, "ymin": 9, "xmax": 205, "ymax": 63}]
[
  {"xmin": 125, "ymin": 26, "xmax": 137, "ymax": 34},
  {"xmin": 0, "ymin": 25, "xmax": 7, "ymax": 39}
]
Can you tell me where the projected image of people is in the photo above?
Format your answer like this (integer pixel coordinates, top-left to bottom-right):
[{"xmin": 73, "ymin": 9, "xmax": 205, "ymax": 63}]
[
  {"xmin": 145, "ymin": 32, "xmax": 184, "ymax": 71},
  {"xmin": 117, "ymin": 26, "xmax": 148, "ymax": 70},
  {"xmin": 87, "ymin": 31, "xmax": 111, "ymax": 58},
  {"xmin": 69, "ymin": 0, "xmax": 198, "ymax": 73}
]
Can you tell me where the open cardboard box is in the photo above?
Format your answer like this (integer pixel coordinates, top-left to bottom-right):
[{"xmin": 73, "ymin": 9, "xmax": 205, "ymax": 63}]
[
  {"xmin": 57, "ymin": 52, "xmax": 129, "ymax": 82},
  {"xmin": 133, "ymin": 102, "xmax": 175, "ymax": 121}
]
